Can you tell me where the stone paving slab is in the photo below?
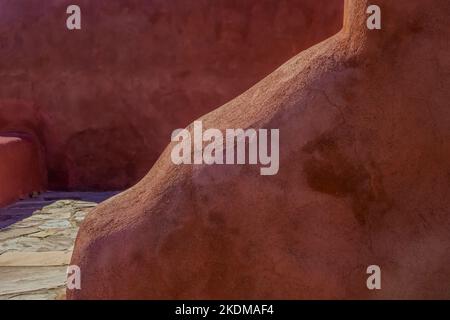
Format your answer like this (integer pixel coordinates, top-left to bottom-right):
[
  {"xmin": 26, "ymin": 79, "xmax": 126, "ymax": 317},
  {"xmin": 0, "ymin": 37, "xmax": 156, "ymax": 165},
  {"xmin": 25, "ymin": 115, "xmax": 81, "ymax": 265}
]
[
  {"xmin": 0, "ymin": 251, "xmax": 71, "ymax": 267},
  {"xmin": 0, "ymin": 191, "xmax": 119, "ymax": 300},
  {"xmin": 0, "ymin": 266, "xmax": 68, "ymax": 296}
]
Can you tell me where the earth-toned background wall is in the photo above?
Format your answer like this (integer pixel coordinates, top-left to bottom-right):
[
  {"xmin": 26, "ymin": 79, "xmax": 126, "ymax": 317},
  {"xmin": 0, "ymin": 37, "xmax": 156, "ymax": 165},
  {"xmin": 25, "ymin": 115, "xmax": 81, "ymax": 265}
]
[{"xmin": 0, "ymin": 0, "xmax": 343, "ymax": 191}]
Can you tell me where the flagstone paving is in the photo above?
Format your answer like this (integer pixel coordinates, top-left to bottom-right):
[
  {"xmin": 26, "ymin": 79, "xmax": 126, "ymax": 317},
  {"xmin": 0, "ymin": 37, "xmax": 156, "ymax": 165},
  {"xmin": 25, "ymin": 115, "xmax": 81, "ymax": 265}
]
[{"xmin": 0, "ymin": 191, "xmax": 119, "ymax": 300}]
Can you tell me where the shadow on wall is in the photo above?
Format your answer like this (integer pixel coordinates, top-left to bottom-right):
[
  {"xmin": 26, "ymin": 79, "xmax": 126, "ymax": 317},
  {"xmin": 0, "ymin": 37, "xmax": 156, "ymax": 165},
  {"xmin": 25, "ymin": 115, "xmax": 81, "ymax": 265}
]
[{"xmin": 0, "ymin": 0, "xmax": 344, "ymax": 191}]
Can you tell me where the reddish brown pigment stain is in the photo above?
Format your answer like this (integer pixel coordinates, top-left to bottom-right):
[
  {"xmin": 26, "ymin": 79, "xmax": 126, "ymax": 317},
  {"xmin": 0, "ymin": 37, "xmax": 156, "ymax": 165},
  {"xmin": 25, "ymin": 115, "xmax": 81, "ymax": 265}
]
[{"xmin": 302, "ymin": 130, "xmax": 392, "ymax": 224}]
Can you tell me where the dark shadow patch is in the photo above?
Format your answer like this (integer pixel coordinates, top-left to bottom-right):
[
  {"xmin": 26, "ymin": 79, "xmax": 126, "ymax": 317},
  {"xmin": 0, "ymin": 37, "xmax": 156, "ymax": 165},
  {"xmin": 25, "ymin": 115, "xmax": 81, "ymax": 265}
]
[
  {"xmin": 407, "ymin": 16, "xmax": 425, "ymax": 35},
  {"xmin": 63, "ymin": 125, "xmax": 151, "ymax": 190},
  {"xmin": 343, "ymin": 56, "xmax": 361, "ymax": 69},
  {"xmin": 302, "ymin": 130, "xmax": 392, "ymax": 225}
]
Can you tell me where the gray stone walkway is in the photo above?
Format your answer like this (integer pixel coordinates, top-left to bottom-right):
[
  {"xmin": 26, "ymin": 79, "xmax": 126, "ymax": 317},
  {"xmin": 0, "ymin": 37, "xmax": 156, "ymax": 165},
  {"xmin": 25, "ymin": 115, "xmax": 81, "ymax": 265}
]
[{"xmin": 0, "ymin": 191, "xmax": 119, "ymax": 300}]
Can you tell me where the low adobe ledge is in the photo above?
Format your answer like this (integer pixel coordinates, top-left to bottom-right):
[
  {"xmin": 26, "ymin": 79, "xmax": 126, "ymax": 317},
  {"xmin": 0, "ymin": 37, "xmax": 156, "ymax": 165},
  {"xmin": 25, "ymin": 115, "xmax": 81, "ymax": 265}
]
[{"xmin": 0, "ymin": 132, "xmax": 47, "ymax": 208}]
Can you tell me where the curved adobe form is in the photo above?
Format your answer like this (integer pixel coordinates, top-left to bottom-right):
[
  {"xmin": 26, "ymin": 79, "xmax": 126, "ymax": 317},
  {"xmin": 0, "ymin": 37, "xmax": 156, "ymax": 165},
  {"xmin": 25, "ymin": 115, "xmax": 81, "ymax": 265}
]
[
  {"xmin": 0, "ymin": 133, "xmax": 46, "ymax": 207},
  {"xmin": 69, "ymin": 0, "xmax": 450, "ymax": 299}
]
